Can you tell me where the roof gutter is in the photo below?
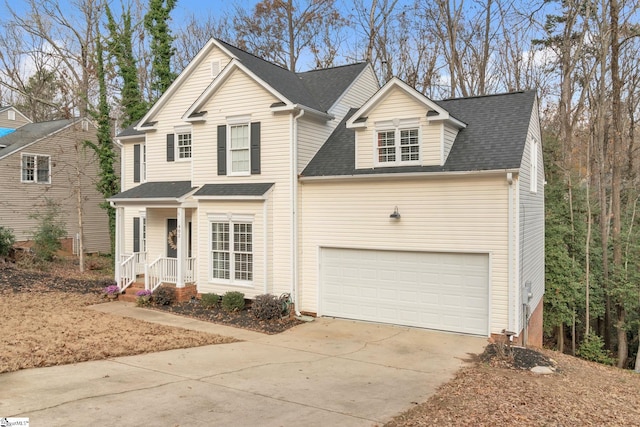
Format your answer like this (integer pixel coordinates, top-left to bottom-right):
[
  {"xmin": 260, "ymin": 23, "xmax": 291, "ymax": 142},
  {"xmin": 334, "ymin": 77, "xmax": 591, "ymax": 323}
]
[
  {"xmin": 299, "ymin": 168, "xmax": 520, "ymax": 183},
  {"xmin": 272, "ymin": 103, "xmax": 333, "ymax": 121}
]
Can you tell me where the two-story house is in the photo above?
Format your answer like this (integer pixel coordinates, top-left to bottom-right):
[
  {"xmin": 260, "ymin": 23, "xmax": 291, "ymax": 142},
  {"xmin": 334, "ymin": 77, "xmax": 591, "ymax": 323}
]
[
  {"xmin": 0, "ymin": 111, "xmax": 112, "ymax": 254},
  {"xmin": 110, "ymin": 39, "xmax": 544, "ymax": 345}
]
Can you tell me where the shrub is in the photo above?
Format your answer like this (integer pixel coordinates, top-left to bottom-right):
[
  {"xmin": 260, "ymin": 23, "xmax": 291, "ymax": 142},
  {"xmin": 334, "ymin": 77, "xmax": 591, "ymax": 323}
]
[
  {"xmin": 135, "ymin": 289, "xmax": 153, "ymax": 307},
  {"xmin": 30, "ymin": 199, "xmax": 66, "ymax": 262},
  {"xmin": 200, "ymin": 293, "xmax": 220, "ymax": 309},
  {"xmin": 0, "ymin": 226, "xmax": 15, "ymax": 258},
  {"xmin": 577, "ymin": 333, "xmax": 615, "ymax": 365},
  {"xmin": 221, "ymin": 291, "xmax": 245, "ymax": 312},
  {"xmin": 153, "ymin": 286, "xmax": 175, "ymax": 306},
  {"xmin": 252, "ymin": 293, "xmax": 289, "ymax": 320}
]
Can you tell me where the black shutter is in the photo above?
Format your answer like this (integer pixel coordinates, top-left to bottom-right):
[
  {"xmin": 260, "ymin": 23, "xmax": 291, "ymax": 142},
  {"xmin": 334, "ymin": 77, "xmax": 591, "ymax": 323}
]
[
  {"xmin": 166, "ymin": 134, "xmax": 175, "ymax": 162},
  {"xmin": 133, "ymin": 217, "xmax": 140, "ymax": 253},
  {"xmin": 251, "ymin": 122, "xmax": 261, "ymax": 174},
  {"xmin": 133, "ymin": 144, "xmax": 141, "ymax": 183},
  {"xmin": 217, "ymin": 124, "xmax": 227, "ymax": 175}
]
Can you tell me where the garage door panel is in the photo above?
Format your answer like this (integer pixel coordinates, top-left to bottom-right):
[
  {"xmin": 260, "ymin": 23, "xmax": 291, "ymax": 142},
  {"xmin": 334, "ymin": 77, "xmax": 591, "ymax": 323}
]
[{"xmin": 320, "ymin": 248, "xmax": 489, "ymax": 335}]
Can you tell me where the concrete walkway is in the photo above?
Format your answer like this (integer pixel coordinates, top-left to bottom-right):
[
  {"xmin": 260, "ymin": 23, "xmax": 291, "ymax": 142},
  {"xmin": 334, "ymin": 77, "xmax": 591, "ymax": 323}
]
[{"xmin": 2, "ymin": 302, "xmax": 486, "ymax": 426}]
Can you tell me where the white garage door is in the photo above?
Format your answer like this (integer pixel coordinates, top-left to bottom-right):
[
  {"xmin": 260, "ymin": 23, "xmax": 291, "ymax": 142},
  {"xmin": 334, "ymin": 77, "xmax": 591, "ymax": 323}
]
[{"xmin": 320, "ymin": 248, "xmax": 489, "ymax": 335}]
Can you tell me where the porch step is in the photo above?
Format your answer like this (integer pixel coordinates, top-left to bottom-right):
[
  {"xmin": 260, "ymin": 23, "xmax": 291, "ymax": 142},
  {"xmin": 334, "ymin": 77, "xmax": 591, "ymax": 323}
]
[{"xmin": 119, "ymin": 281, "xmax": 145, "ymax": 303}]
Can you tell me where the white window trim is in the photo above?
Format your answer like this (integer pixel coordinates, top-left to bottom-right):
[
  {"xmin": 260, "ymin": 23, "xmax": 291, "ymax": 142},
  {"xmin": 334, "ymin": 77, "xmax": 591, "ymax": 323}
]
[
  {"xmin": 373, "ymin": 118, "xmax": 422, "ymax": 167},
  {"xmin": 7, "ymin": 110, "xmax": 15, "ymax": 120},
  {"xmin": 139, "ymin": 211, "xmax": 147, "ymax": 252},
  {"xmin": 21, "ymin": 153, "xmax": 51, "ymax": 184},
  {"xmin": 208, "ymin": 213, "xmax": 255, "ymax": 287},
  {"xmin": 227, "ymin": 120, "xmax": 251, "ymax": 176},
  {"xmin": 175, "ymin": 131, "xmax": 192, "ymax": 161},
  {"xmin": 141, "ymin": 144, "xmax": 147, "ymax": 182},
  {"xmin": 530, "ymin": 136, "xmax": 539, "ymax": 193}
]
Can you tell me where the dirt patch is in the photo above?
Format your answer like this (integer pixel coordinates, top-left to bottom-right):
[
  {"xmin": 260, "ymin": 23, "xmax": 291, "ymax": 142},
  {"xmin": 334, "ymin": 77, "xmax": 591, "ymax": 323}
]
[
  {"xmin": 386, "ymin": 348, "xmax": 640, "ymax": 426},
  {"xmin": 0, "ymin": 264, "xmax": 236, "ymax": 374},
  {"xmin": 149, "ymin": 299, "xmax": 303, "ymax": 335}
]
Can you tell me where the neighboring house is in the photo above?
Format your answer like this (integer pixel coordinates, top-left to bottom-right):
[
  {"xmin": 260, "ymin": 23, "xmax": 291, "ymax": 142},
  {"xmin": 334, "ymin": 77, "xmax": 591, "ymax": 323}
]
[
  {"xmin": 0, "ymin": 115, "xmax": 112, "ymax": 254},
  {"xmin": 110, "ymin": 38, "xmax": 544, "ymax": 345},
  {"xmin": 0, "ymin": 106, "xmax": 32, "ymax": 140}
]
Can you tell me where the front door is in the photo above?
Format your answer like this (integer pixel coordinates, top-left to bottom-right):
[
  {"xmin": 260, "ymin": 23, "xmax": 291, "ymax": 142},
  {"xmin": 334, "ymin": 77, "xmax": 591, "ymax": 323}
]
[{"xmin": 167, "ymin": 218, "xmax": 177, "ymax": 258}]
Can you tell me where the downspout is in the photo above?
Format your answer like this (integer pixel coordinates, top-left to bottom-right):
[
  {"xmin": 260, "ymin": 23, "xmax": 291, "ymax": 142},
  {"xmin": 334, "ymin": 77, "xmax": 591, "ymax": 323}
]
[
  {"xmin": 507, "ymin": 172, "xmax": 515, "ymax": 338},
  {"xmin": 291, "ymin": 109, "xmax": 305, "ymax": 316}
]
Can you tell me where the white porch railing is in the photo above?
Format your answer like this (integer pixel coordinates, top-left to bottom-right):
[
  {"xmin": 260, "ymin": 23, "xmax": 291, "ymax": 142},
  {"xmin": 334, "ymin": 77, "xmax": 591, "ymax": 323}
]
[
  {"xmin": 119, "ymin": 253, "xmax": 136, "ymax": 291},
  {"xmin": 146, "ymin": 257, "xmax": 196, "ymax": 292}
]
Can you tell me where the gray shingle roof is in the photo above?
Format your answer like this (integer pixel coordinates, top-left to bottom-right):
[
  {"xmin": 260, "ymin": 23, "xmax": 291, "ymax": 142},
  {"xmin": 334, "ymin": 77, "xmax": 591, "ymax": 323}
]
[
  {"xmin": 0, "ymin": 119, "xmax": 76, "ymax": 158},
  {"xmin": 117, "ymin": 120, "xmax": 145, "ymax": 138},
  {"xmin": 218, "ymin": 40, "xmax": 367, "ymax": 113},
  {"xmin": 193, "ymin": 183, "xmax": 274, "ymax": 197},
  {"xmin": 302, "ymin": 91, "xmax": 536, "ymax": 177},
  {"xmin": 110, "ymin": 181, "xmax": 196, "ymax": 200}
]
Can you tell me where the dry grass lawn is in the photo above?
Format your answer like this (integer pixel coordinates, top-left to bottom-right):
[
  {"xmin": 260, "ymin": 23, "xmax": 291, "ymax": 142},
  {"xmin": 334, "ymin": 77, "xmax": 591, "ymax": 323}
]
[{"xmin": 0, "ymin": 261, "xmax": 237, "ymax": 374}]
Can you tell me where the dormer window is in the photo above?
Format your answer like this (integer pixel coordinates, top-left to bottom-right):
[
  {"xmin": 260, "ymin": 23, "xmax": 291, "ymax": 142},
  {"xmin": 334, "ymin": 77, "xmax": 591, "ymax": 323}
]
[{"xmin": 374, "ymin": 119, "xmax": 421, "ymax": 166}]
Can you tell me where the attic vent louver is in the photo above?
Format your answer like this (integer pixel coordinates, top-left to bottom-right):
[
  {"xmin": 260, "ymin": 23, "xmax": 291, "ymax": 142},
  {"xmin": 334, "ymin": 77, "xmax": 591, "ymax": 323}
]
[{"xmin": 211, "ymin": 60, "xmax": 221, "ymax": 78}]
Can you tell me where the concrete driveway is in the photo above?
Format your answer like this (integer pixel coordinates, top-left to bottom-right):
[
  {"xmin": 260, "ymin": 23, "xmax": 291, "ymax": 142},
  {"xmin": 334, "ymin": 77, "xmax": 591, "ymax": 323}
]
[{"xmin": 2, "ymin": 303, "xmax": 486, "ymax": 426}]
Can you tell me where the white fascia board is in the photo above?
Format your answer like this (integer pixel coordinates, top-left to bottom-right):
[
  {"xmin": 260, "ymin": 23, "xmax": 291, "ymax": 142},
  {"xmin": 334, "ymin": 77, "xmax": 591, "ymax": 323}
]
[
  {"xmin": 135, "ymin": 38, "xmax": 220, "ymax": 131},
  {"xmin": 108, "ymin": 198, "xmax": 182, "ymax": 205},
  {"xmin": 426, "ymin": 115, "xmax": 467, "ymax": 129},
  {"xmin": 177, "ymin": 187, "xmax": 200, "ymax": 203},
  {"xmin": 116, "ymin": 134, "xmax": 145, "ymax": 143},
  {"xmin": 346, "ymin": 77, "xmax": 459, "ymax": 128}
]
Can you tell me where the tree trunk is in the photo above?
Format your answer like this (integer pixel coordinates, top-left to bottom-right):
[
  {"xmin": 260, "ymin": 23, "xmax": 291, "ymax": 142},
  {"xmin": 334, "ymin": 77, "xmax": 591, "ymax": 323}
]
[{"xmin": 557, "ymin": 324, "xmax": 564, "ymax": 353}]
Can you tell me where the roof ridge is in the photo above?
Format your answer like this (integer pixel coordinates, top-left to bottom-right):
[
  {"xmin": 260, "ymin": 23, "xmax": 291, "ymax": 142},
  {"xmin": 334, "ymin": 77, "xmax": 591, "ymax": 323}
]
[
  {"xmin": 297, "ymin": 62, "xmax": 368, "ymax": 75},
  {"xmin": 215, "ymin": 38, "xmax": 293, "ymax": 73},
  {"xmin": 439, "ymin": 90, "xmax": 533, "ymax": 102}
]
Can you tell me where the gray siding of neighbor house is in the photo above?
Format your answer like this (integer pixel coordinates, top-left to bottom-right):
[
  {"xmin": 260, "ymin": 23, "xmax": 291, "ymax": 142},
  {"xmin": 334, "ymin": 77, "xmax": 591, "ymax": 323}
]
[
  {"xmin": 0, "ymin": 121, "xmax": 112, "ymax": 253},
  {"xmin": 0, "ymin": 108, "xmax": 31, "ymax": 130}
]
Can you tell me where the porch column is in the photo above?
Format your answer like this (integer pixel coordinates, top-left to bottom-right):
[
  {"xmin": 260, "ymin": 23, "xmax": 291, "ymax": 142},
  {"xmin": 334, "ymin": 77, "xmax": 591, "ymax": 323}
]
[
  {"xmin": 114, "ymin": 206, "xmax": 124, "ymax": 285},
  {"xmin": 176, "ymin": 207, "xmax": 186, "ymax": 288}
]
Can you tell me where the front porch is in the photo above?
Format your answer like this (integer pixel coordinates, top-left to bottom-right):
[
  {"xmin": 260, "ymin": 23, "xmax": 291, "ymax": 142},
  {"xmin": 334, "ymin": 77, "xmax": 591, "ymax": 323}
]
[{"xmin": 117, "ymin": 252, "xmax": 198, "ymax": 302}]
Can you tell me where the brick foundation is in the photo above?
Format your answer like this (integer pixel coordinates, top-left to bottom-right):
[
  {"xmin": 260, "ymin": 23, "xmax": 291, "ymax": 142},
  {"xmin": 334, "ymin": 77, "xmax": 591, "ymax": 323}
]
[
  {"xmin": 490, "ymin": 298, "xmax": 544, "ymax": 347},
  {"xmin": 173, "ymin": 284, "xmax": 198, "ymax": 302}
]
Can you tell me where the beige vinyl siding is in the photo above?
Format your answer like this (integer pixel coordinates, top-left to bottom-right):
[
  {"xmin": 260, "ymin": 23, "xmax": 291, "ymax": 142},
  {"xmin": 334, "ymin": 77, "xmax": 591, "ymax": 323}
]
[
  {"xmin": 298, "ymin": 118, "xmax": 333, "ymax": 173},
  {"xmin": 355, "ymin": 88, "xmax": 442, "ymax": 169},
  {"xmin": 119, "ymin": 138, "xmax": 145, "ymax": 192},
  {"xmin": 328, "ymin": 66, "xmax": 379, "ymax": 123},
  {"xmin": 189, "ymin": 69, "xmax": 293, "ymax": 298},
  {"xmin": 0, "ymin": 122, "xmax": 110, "ymax": 253},
  {"xmin": 518, "ymin": 100, "xmax": 545, "ymax": 323},
  {"xmin": 196, "ymin": 200, "xmax": 269, "ymax": 299},
  {"xmin": 443, "ymin": 123, "xmax": 458, "ymax": 164},
  {"xmin": 299, "ymin": 174, "xmax": 511, "ymax": 335},
  {"xmin": 297, "ymin": 67, "xmax": 379, "ymax": 173},
  {"xmin": 0, "ymin": 108, "xmax": 30, "ymax": 129},
  {"xmin": 145, "ymin": 48, "xmax": 230, "ymax": 183}
]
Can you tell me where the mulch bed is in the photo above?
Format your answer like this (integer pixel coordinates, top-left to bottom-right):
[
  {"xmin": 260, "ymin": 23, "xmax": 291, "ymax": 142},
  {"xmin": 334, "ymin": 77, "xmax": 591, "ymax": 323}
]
[
  {"xmin": 0, "ymin": 263, "xmax": 302, "ymax": 335},
  {"xmin": 149, "ymin": 300, "xmax": 304, "ymax": 335},
  {"xmin": 480, "ymin": 343, "xmax": 556, "ymax": 370}
]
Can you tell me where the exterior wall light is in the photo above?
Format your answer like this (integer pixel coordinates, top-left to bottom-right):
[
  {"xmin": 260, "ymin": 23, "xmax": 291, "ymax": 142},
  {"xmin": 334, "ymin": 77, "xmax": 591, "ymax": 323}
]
[{"xmin": 390, "ymin": 206, "xmax": 401, "ymax": 219}]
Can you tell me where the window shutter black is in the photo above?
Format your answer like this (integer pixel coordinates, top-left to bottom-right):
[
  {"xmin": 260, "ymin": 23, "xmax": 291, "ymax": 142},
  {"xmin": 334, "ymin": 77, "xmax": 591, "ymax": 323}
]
[
  {"xmin": 133, "ymin": 217, "xmax": 140, "ymax": 253},
  {"xmin": 217, "ymin": 125, "xmax": 227, "ymax": 175},
  {"xmin": 251, "ymin": 122, "xmax": 261, "ymax": 174},
  {"xmin": 133, "ymin": 144, "xmax": 141, "ymax": 183},
  {"xmin": 166, "ymin": 134, "xmax": 175, "ymax": 162}
]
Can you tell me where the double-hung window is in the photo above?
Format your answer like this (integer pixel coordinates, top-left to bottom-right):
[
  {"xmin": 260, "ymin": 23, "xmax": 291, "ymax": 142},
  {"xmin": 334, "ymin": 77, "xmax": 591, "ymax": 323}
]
[
  {"xmin": 375, "ymin": 119, "xmax": 421, "ymax": 166},
  {"xmin": 229, "ymin": 123, "xmax": 250, "ymax": 174},
  {"xmin": 21, "ymin": 154, "xmax": 50, "ymax": 183},
  {"xmin": 210, "ymin": 215, "xmax": 253, "ymax": 284},
  {"xmin": 177, "ymin": 132, "xmax": 192, "ymax": 159}
]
